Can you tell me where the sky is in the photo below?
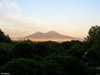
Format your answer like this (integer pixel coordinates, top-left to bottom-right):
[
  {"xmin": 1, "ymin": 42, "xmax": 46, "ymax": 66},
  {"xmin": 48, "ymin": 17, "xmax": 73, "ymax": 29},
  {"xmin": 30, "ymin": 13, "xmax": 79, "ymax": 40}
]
[{"xmin": 0, "ymin": 0, "xmax": 100, "ymax": 38}]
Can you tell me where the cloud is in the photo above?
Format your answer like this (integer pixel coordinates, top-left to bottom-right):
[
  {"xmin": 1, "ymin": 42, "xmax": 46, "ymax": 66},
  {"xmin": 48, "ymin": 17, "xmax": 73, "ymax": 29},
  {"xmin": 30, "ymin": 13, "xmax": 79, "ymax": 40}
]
[
  {"xmin": 0, "ymin": 13, "xmax": 39, "ymax": 28},
  {"xmin": 0, "ymin": 0, "xmax": 21, "ymax": 14},
  {"xmin": 0, "ymin": 13, "xmax": 49, "ymax": 38}
]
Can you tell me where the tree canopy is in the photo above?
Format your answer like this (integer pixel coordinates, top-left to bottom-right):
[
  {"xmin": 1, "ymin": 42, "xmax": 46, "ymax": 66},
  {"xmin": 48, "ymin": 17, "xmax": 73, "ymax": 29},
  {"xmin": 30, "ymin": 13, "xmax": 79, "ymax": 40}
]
[
  {"xmin": 0, "ymin": 29, "xmax": 11, "ymax": 43},
  {"xmin": 0, "ymin": 25, "xmax": 100, "ymax": 75}
]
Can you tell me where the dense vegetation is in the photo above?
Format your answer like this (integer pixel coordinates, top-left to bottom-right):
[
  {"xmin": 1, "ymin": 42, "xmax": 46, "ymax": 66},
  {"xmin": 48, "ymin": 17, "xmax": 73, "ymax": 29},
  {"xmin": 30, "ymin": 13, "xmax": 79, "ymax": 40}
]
[{"xmin": 0, "ymin": 25, "xmax": 100, "ymax": 75}]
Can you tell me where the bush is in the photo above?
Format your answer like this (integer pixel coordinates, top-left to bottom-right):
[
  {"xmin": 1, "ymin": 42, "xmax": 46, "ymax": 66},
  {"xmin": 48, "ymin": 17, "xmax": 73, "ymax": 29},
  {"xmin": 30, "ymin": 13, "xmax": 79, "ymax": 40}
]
[
  {"xmin": 44, "ymin": 54, "xmax": 88, "ymax": 75},
  {"xmin": 13, "ymin": 41, "xmax": 35, "ymax": 58},
  {"xmin": 0, "ymin": 58, "xmax": 46, "ymax": 75},
  {"xmin": 0, "ymin": 29, "xmax": 11, "ymax": 43},
  {"xmin": 44, "ymin": 59, "xmax": 65, "ymax": 75},
  {"xmin": 0, "ymin": 43, "xmax": 14, "ymax": 66}
]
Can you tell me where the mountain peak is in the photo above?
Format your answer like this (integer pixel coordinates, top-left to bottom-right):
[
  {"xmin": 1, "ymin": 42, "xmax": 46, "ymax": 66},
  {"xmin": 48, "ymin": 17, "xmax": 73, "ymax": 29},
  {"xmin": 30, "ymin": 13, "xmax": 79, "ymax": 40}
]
[
  {"xmin": 34, "ymin": 31, "xmax": 43, "ymax": 34},
  {"xmin": 46, "ymin": 31, "xmax": 60, "ymax": 35},
  {"xmin": 47, "ymin": 31, "xmax": 58, "ymax": 33},
  {"xmin": 24, "ymin": 31, "xmax": 79, "ymax": 41}
]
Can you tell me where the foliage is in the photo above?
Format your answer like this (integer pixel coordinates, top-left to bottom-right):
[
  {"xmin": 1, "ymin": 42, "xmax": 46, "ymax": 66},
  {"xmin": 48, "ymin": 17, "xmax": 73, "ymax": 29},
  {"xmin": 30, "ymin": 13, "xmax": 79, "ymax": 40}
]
[
  {"xmin": 44, "ymin": 54, "xmax": 88, "ymax": 75},
  {"xmin": 84, "ymin": 25, "xmax": 100, "ymax": 67},
  {"xmin": 0, "ymin": 58, "xmax": 46, "ymax": 75},
  {"xmin": 44, "ymin": 59, "xmax": 65, "ymax": 75},
  {"xmin": 0, "ymin": 43, "xmax": 14, "ymax": 66},
  {"xmin": 13, "ymin": 41, "xmax": 36, "ymax": 58},
  {"xmin": 0, "ymin": 29, "xmax": 11, "ymax": 43},
  {"xmin": 0, "ymin": 25, "xmax": 100, "ymax": 75}
]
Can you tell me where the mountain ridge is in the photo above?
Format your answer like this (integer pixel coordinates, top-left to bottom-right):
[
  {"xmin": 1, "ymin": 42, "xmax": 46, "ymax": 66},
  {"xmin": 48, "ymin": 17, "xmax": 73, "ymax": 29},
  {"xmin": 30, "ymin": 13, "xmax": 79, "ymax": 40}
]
[{"xmin": 24, "ymin": 31, "xmax": 78, "ymax": 40}]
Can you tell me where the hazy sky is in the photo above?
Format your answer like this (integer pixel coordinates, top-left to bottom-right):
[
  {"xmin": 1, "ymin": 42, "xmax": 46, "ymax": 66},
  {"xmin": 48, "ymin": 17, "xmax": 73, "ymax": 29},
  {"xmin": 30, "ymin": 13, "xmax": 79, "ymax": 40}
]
[{"xmin": 0, "ymin": 0, "xmax": 100, "ymax": 38}]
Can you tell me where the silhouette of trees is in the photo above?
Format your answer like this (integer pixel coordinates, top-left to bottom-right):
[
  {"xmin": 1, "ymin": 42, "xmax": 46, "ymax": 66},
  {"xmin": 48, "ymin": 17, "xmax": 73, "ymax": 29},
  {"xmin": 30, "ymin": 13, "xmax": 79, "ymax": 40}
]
[
  {"xmin": 44, "ymin": 59, "xmax": 65, "ymax": 75},
  {"xmin": 13, "ymin": 41, "xmax": 36, "ymax": 58},
  {"xmin": 82, "ymin": 25, "xmax": 100, "ymax": 74},
  {"xmin": 33, "ymin": 41, "xmax": 62, "ymax": 57},
  {"xmin": 0, "ymin": 58, "xmax": 46, "ymax": 75},
  {"xmin": 0, "ymin": 43, "xmax": 13, "ymax": 66},
  {"xmin": 86, "ymin": 25, "xmax": 100, "ymax": 41},
  {"xmin": 44, "ymin": 54, "xmax": 88, "ymax": 75},
  {"xmin": 84, "ymin": 25, "xmax": 100, "ymax": 66},
  {"xmin": 0, "ymin": 29, "xmax": 11, "ymax": 43},
  {"xmin": 0, "ymin": 25, "xmax": 100, "ymax": 75}
]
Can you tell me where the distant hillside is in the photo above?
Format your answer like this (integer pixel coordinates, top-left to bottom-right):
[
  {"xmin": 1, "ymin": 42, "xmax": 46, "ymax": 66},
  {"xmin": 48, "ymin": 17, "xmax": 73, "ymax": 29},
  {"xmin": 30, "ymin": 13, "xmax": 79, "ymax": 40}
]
[{"xmin": 23, "ymin": 31, "xmax": 80, "ymax": 41}]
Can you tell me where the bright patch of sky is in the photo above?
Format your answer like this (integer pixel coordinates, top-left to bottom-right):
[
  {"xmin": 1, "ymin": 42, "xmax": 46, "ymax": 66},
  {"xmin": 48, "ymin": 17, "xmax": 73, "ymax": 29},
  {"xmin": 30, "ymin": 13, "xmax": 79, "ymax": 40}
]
[{"xmin": 0, "ymin": 0, "xmax": 100, "ymax": 38}]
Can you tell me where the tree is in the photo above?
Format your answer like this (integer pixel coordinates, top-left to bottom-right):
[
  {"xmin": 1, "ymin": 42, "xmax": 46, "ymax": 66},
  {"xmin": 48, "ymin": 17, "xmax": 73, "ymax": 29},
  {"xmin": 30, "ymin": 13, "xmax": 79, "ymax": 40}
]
[
  {"xmin": 68, "ymin": 43, "xmax": 84, "ymax": 60},
  {"xmin": 85, "ymin": 25, "xmax": 100, "ymax": 45},
  {"xmin": 44, "ymin": 54, "xmax": 88, "ymax": 75},
  {"xmin": 13, "ymin": 41, "xmax": 36, "ymax": 58},
  {"xmin": 83, "ymin": 25, "xmax": 100, "ymax": 74},
  {"xmin": 0, "ymin": 58, "xmax": 46, "ymax": 75},
  {"xmin": 85, "ymin": 25, "xmax": 100, "ymax": 64},
  {"xmin": 44, "ymin": 60, "xmax": 65, "ymax": 75},
  {"xmin": 0, "ymin": 43, "xmax": 13, "ymax": 66},
  {"xmin": 61, "ymin": 40, "xmax": 82, "ymax": 50},
  {"xmin": 33, "ymin": 41, "xmax": 62, "ymax": 57},
  {"xmin": 0, "ymin": 29, "xmax": 11, "ymax": 43}
]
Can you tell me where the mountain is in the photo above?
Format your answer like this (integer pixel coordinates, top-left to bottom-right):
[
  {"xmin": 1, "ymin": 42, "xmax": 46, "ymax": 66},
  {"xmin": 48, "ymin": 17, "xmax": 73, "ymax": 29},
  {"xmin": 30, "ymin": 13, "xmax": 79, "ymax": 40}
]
[{"xmin": 23, "ymin": 31, "xmax": 79, "ymax": 41}]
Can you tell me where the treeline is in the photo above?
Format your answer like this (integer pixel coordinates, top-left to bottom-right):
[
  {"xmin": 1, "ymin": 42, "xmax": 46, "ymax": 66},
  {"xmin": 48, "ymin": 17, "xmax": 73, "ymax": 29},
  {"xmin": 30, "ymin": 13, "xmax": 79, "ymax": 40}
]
[{"xmin": 0, "ymin": 25, "xmax": 100, "ymax": 75}]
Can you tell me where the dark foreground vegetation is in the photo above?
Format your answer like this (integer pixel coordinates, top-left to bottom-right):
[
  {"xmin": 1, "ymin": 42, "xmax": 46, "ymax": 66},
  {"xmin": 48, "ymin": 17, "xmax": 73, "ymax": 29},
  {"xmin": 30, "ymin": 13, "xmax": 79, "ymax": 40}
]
[{"xmin": 0, "ymin": 25, "xmax": 100, "ymax": 75}]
